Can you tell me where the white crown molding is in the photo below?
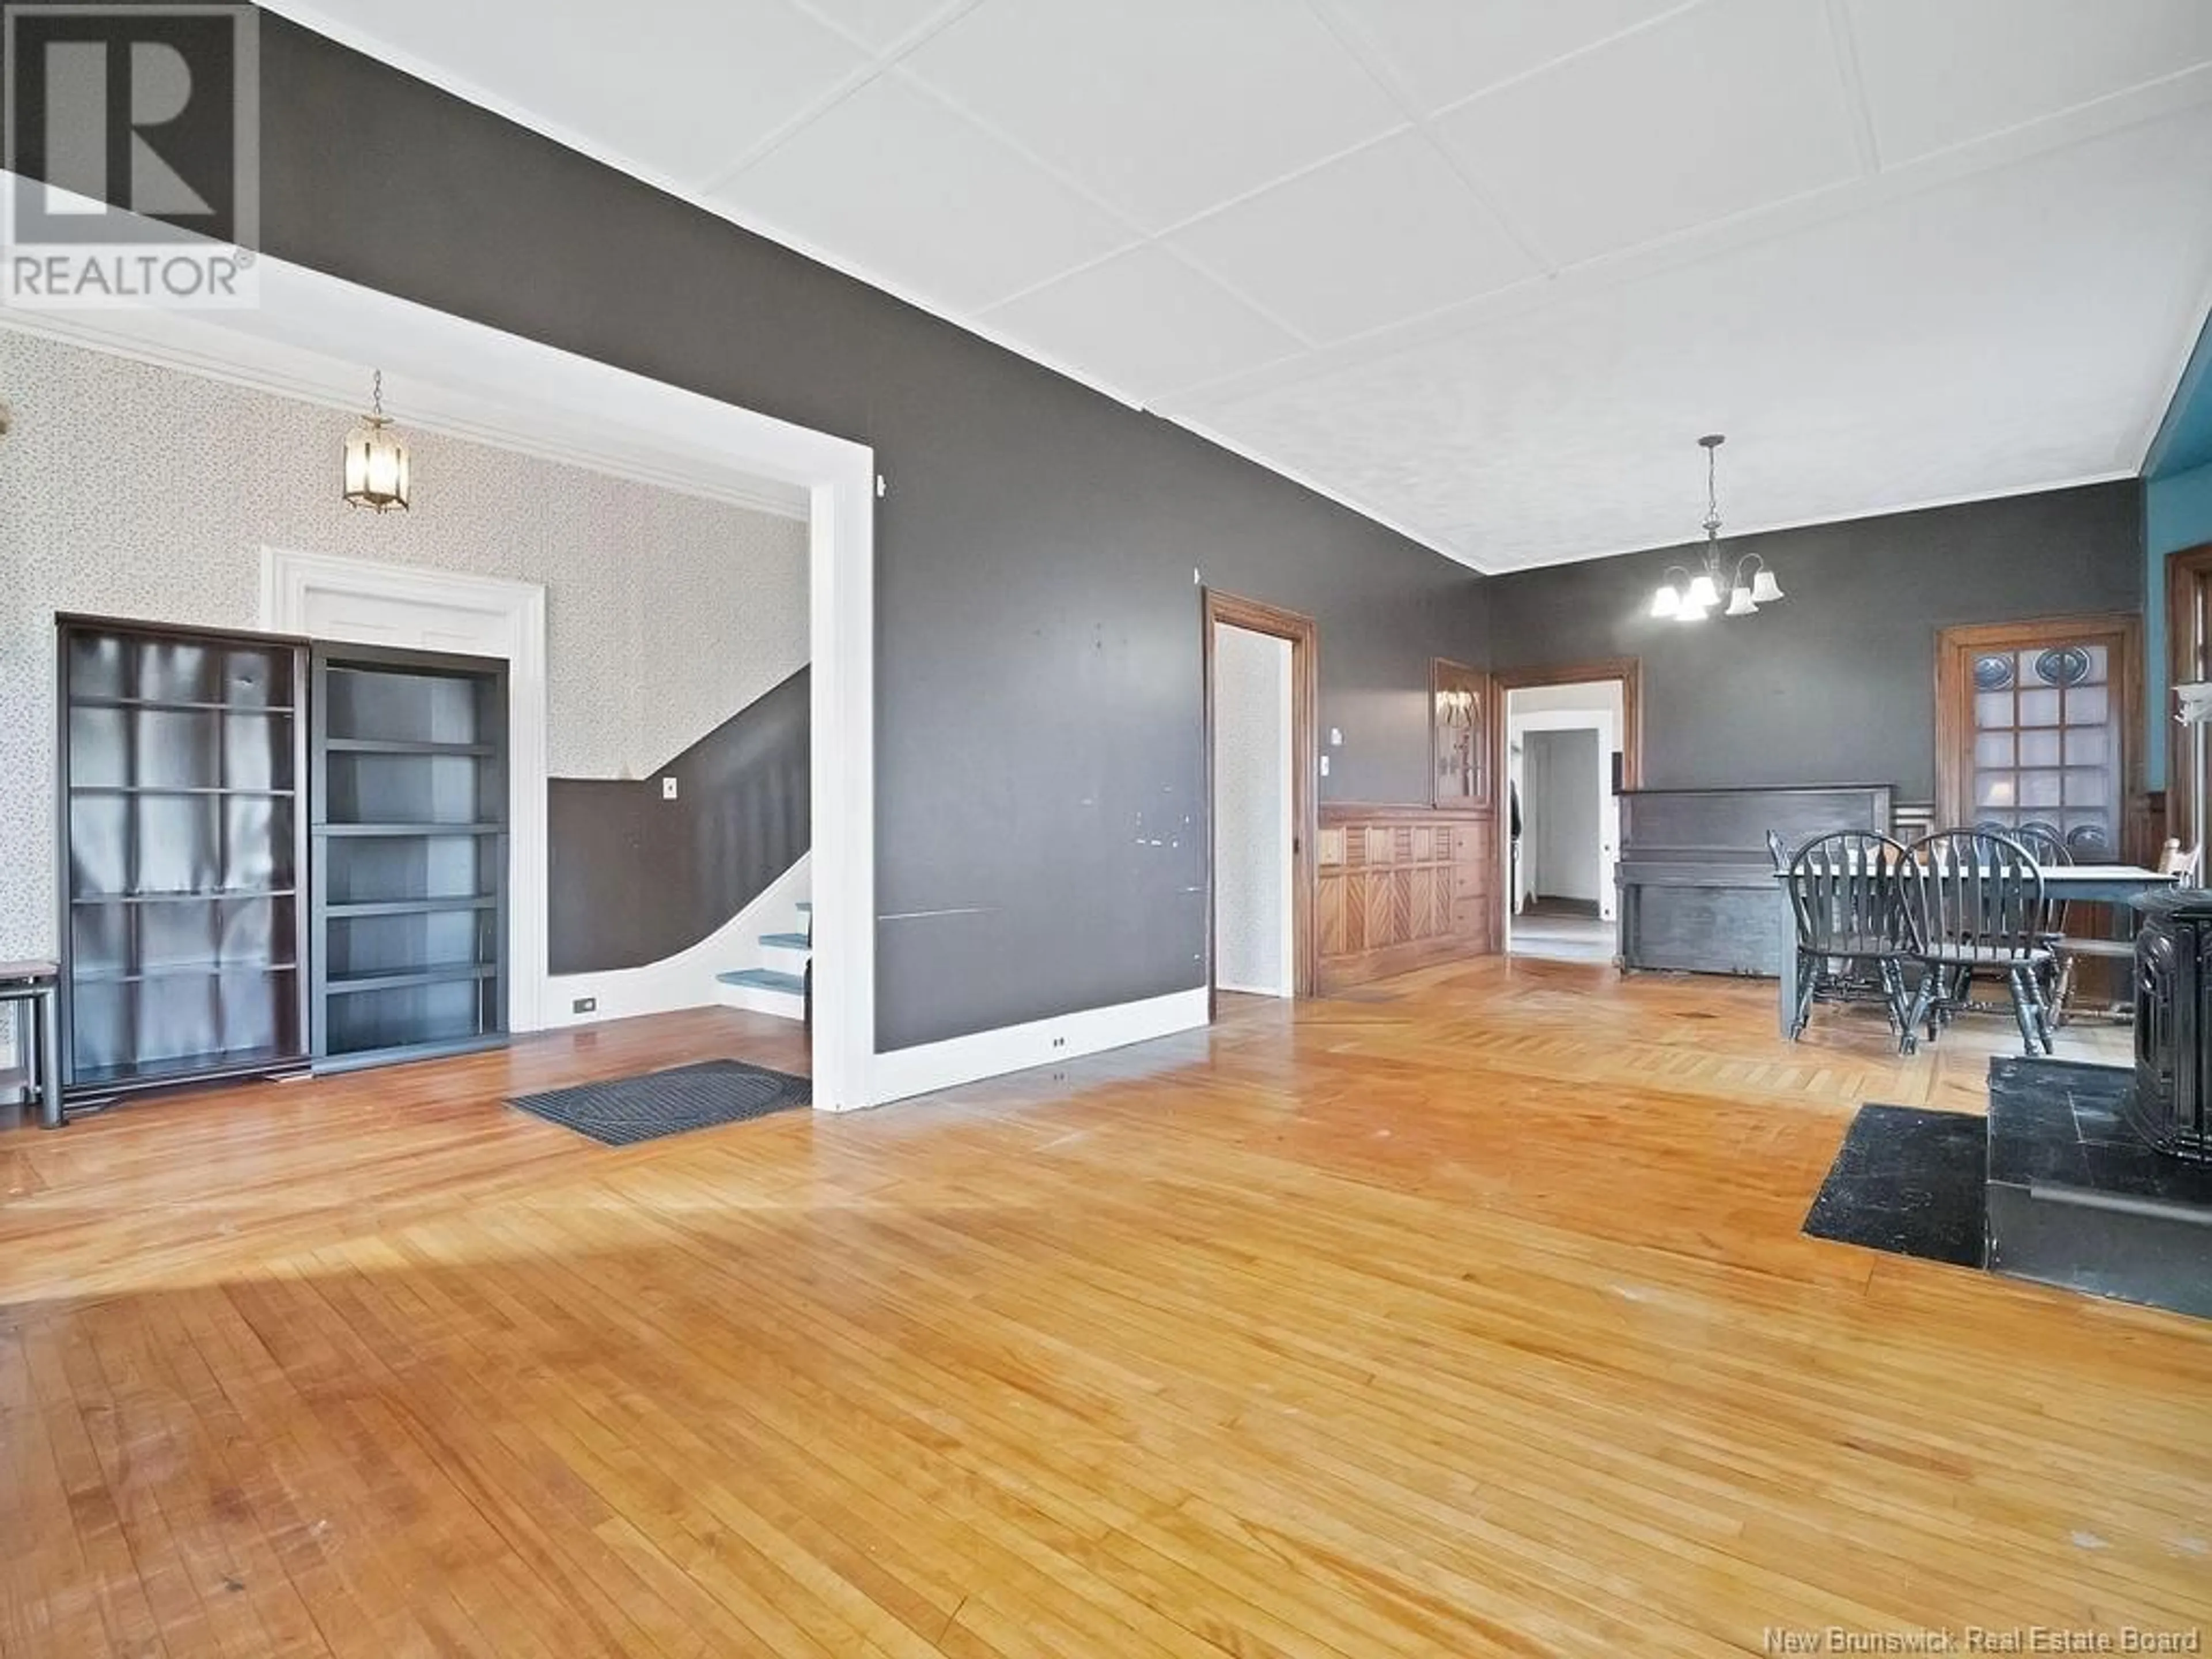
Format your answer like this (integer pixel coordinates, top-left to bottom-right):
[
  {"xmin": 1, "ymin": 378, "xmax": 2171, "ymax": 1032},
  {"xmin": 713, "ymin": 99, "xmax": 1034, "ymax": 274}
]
[{"xmin": 1466, "ymin": 467, "xmax": 2140, "ymax": 577}]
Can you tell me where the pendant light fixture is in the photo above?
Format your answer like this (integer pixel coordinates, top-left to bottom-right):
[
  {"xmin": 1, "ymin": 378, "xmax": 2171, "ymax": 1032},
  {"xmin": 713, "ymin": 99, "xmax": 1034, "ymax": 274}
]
[
  {"xmin": 343, "ymin": 369, "xmax": 411, "ymax": 513},
  {"xmin": 1649, "ymin": 435, "xmax": 1781, "ymax": 621}
]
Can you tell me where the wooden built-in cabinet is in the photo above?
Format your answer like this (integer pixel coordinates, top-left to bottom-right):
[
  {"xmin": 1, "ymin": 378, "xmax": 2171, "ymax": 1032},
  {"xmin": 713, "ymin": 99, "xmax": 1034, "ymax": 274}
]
[{"xmin": 1317, "ymin": 804, "xmax": 1498, "ymax": 992}]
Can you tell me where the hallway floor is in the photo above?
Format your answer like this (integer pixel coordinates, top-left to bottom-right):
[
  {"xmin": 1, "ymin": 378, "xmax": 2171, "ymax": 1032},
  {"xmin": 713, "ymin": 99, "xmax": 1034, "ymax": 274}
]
[{"xmin": 1508, "ymin": 897, "xmax": 1616, "ymax": 963}]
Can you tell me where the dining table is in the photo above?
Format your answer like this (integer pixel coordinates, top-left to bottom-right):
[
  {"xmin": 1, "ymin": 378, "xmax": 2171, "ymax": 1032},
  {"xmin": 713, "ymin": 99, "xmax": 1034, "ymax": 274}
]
[{"xmin": 1773, "ymin": 862, "xmax": 2181, "ymax": 1037}]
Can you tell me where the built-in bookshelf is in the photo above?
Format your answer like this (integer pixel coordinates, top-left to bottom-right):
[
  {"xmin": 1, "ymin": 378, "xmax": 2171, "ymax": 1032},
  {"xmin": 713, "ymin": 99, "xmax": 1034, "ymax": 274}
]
[
  {"xmin": 56, "ymin": 617, "xmax": 313, "ymax": 1100},
  {"xmin": 309, "ymin": 645, "xmax": 509, "ymax": 1071}
]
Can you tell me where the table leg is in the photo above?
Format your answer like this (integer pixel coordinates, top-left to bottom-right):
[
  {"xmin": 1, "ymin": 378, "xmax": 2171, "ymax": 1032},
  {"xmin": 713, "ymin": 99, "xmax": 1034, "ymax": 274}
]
[
  {"xmin": 36, "ymin": 987, "xmax": 63, "ymax": 1130},
  {"xmin": 1777, "ymin": 884, "xmax": 1798, "ymax": 1039}
]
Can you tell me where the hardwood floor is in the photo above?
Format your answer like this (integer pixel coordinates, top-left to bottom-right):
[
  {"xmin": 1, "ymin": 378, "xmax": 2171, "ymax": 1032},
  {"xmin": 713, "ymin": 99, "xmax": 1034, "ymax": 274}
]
[{"xmin": 1, "ymin": 967, "xmax": 2203, "ymax": 1657}]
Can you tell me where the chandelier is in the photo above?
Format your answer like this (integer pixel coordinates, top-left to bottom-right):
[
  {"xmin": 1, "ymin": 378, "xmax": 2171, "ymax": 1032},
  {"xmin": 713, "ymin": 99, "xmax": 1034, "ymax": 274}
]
[
  {"xmin": 1650, "ymin": 434, "xmax": 1781, "ymax": 620},
  {"xmin": 343, "ymin": 369, "xmax": 411, "ymax": 513}
]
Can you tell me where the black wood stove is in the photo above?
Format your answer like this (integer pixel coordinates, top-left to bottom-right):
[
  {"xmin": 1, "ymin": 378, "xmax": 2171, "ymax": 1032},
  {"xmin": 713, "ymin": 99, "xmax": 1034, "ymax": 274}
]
[{"xmin": 2131, "ymin": 889, "xmax": 2212, "ymax": 1164}]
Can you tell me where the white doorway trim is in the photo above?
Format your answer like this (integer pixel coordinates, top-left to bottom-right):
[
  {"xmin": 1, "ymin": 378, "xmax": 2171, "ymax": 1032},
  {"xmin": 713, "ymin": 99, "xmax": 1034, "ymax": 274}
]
[
  {"xmin": 6, "ymin": 206, "xmax": 879, "ymax": 1108},
  {"xmin": 260, "ymin": 547, "xmax": 553, "ymax": 1031}
]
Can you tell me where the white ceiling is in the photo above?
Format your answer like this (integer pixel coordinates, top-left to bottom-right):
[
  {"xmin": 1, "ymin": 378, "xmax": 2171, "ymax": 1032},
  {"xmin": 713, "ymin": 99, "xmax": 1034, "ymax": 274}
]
[{"xmin": 266, "ymin": 0, "xmax": 2212, "ymax": 572}]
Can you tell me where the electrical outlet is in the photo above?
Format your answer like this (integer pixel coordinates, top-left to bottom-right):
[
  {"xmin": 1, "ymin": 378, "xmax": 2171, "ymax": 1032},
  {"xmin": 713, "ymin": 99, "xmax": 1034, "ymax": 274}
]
[
  {"xmin": 661, "ymin": 776, "xmax": 679, "ymax": 801},
  {"xmin": 1320, "ymin": 755, "xmax": 1331, "ymax": 777},
  {"xmin": 571, "ymin": 996, "xmax": 597, "ymax": 1014}
]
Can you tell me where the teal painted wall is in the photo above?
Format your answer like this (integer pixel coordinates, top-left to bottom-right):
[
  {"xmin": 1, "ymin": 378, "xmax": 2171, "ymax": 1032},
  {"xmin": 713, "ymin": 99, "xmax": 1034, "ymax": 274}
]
[{"xmin": 2148, "ymin": 460, "xmax": 2212, "ymax": 788}]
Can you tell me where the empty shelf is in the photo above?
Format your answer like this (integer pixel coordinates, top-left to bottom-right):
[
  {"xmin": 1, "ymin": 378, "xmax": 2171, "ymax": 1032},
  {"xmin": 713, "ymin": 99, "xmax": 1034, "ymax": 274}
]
[
  {"xmin": 70, "ymin": 1044, "xmax": 307, "ymax": 1090},
  {"xmin": 325, "ymin": 963, "xmax": 498, "ymax": 995},
  {"xmin": 71, "ymin": 888, "xmax": 296, "ymax": 906},
  {"xmin": 324, "ymin": 737, "xmax": 497, "ymax": 756},
  {"xmin": 74, "ymin": 960, "xmax": 297, "ymax": 985},
  {"xmin": 69, "ymin": 785, "xmax": 296, "ymax": 797},
  {"xmin": 325, "ymin": 896, "xmax": 498, "ymax": 918},
  {"xmin": 73, "ymin": 696, "xmax": 294, "ymax": 714},
  {"xmin": 315, "ymin": 823, "xmax": 505, "ymax": 837}
]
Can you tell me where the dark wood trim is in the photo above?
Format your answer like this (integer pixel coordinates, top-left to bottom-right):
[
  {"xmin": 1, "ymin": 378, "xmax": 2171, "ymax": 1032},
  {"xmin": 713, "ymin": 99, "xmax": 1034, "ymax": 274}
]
[
  {"xmin": 1202, "ymin": 590, "xmax": 1319, "ymax": 1005},
  {"xmin": 2166, "ymin": 544, "xmax": 2212, "ymax": 850},
  {"xmin": 1932, "ymin": 612, "xmax": 2145, "ymax": 857},
  {"xmin": 1324, "ymin": 801, "xmax": 1497, "ymax": 824},
  {"xmin": 1485, "ymin": 657, "xmax": 1644, "ymax": 949},
  {"xmin": 1430, "ymin": 657, "xmax": 1493, "ymax": 810},
  {"xmin": 1317, "ymin": 935, "xmax": 1478, "ymax": 995}
]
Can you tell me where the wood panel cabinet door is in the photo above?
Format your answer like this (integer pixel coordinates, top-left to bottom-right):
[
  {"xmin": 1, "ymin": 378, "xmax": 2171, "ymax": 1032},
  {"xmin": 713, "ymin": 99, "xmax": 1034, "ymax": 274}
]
[{"xmin": 1433, "ymin": 661, "xmax": 1493, "ymax": 808}]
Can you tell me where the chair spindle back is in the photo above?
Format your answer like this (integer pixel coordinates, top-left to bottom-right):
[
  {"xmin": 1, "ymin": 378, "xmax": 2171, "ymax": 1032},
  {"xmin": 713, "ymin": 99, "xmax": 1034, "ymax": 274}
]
[{"xmin": 1898, "ymin": 831, "xmax": 2046, "ymax": 960}]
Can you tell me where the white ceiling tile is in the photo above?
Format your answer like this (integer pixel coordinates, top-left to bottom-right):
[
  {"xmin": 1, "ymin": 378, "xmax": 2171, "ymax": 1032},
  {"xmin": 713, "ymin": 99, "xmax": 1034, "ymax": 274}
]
[
  {"xmin": 1191, "ymin": 104, "xmax": 2212, "ymax": 569},
  {"xmin": 1433, "ymin": 0, "xmax": 1862, "ymax": 267},
  {"xmin": 980, "ymin": 245, "xmax": 1306, "ymax": 400},
  {"xmin": 902, "ymin": 0, "xmax": 1404, "ymax": 230},
  {"xmin": 714, "ymin": 73, "xmax": 1134, "ymax": 312},
  {"xmin": 1844, "ymin": 0, "xmax": 2212, "ymax": 165},
  {"xmin": 1323, "ymin": 0, "xmax": 1690, "ymax": 115},
  {"xmin": 1169, "ymin": 133, "xmax": 1539, "ymax": 343},
  {"xmin": 297, "ymin": 0, "xmax": 871, "ymax": 185},
  {"xmin": 794, "ymin": 0, "xmax": 959, "ymax": 52}
]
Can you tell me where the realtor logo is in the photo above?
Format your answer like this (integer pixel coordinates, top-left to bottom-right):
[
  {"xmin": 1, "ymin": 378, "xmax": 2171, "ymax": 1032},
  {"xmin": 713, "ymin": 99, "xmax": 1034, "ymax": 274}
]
[{"xmin": 2, "ymin": 2, "xmax": 259, "ymax": 307}]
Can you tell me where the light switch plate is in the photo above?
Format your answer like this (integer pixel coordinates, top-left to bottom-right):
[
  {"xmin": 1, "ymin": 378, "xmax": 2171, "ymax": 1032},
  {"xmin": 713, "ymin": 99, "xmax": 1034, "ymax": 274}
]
[{"xmin": 661, "ymin": 776, "xmax": 679, "ymax": 800}]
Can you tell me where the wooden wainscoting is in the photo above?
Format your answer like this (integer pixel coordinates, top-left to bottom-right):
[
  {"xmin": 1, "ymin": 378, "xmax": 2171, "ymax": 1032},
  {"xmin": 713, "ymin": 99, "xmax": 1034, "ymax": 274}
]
[{"xmin": 1317, "ymin": 804, "xmax": 1498, "ymax": 992}]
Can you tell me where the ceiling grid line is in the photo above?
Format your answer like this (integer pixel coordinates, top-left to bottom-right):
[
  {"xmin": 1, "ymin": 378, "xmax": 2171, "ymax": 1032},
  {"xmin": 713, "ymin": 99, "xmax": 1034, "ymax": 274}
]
[
  {"xmin": 1301, "ymin": 0, "xmax": 1559, "ymax": 276},
  {"xmin": 1819, "ymin": 0, "xmax": 1885, "ymax": 176},
  {"xmin": 693, "ymin": 0, "xmax": 988, "ymax": 193}
]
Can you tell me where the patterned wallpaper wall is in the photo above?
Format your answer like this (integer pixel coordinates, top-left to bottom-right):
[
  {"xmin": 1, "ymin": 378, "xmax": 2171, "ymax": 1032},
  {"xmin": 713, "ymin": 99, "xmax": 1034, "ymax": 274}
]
[{"xmin": 0, "ymin": 330, "xmax": 809, "ymax": 962}]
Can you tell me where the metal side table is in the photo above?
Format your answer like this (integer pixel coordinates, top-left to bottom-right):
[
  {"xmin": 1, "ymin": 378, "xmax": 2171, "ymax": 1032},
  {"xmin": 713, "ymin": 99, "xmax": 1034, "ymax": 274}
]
[{"xmin": 0, "ymin": 961, "xmax": 63, "ymax": 1130}]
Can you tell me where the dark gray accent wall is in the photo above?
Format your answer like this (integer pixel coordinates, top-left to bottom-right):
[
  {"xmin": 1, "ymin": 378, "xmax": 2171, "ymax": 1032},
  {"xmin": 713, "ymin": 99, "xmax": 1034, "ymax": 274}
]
[
  {"xmin": 1486, "ymin": 483, "xmax": 2143, "ymax": 801},
  {"xmin": 228, "ymin": 16, "xmax": 1488, "ymax": 1049},
  {"xmin": 548, "ymin": 668, "xmax": 810, "ymax": 975}
]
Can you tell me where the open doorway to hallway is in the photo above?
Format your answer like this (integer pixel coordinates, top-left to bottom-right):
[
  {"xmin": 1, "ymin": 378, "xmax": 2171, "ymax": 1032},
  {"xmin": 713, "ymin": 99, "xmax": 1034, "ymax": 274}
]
[
  {"xmin": 1505, "ymin": 681, "xmax": 1623, "ymax": 963},
  {"xmin": 1204, "ymin": 590, "xmax": 1317, "ymax": 1006},
  {"xmin": 1211, "ymin": 622, "xmax": 1295, "ymax": 997}
]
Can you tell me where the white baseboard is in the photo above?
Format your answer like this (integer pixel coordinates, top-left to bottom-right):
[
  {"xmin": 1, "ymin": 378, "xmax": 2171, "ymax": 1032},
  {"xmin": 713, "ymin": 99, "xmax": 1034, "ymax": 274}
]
[
  {"xmin": 868, "ymin": 986, "xmax": 1209, "ymax": 1109},
  {"xmin": 546, "ymin": 854, "xmax": 810, "ymax": 1027},
  {"xmin": 1214, "ymin": 977, "xmax": 1290, "ymax": 998}
]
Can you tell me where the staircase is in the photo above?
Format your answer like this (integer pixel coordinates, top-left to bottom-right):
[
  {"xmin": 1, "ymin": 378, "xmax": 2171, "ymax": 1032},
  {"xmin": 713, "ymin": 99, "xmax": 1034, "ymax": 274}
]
[{"xmin": 715, "ymin": 899, "xmax": 810, "ymax": 1021}]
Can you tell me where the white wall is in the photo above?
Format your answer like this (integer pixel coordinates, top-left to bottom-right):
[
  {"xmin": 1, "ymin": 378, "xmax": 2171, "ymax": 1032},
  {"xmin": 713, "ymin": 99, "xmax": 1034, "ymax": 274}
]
[
  {"xmin": 1526, "ymin": 728, "xmax": 1603, "ymax": 902},
  {"xmin": 1212, "ymin": 624, "xmax": 1292, "ymax": 997},
  {"xmin": 0, "ymin": 331, "xmax": 809, "ymax": 964}
]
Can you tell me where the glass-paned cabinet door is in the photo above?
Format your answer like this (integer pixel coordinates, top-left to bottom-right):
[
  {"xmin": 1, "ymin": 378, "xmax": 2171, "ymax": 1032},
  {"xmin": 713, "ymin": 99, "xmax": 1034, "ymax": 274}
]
[
  {"xmin": 1940, "ymin": 620, "xmax": 2137, "ymax": 861},
  {"xmin": 1433, "ymin": 659, "xmax": 1490, "ymax": 807}
]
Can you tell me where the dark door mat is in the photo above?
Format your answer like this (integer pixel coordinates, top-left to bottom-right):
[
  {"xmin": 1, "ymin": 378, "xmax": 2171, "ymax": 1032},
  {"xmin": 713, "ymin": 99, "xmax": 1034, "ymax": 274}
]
[
  {"xmin": 1802, "ymin": 1103, "xmax": 1987, "ymax": 1268},
  {"xmin": 510, "ymin": 1059, "xmax": 810, "ymax": 1146}
]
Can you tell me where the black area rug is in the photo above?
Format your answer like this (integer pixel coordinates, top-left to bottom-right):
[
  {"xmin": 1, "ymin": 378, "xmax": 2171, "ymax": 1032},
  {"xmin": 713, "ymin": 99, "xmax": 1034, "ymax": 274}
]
[
  {"xmin": 1802, "ymin": 1104, "xmax": 1986, "ymax": 1268},
  {"xmin": 510, "ymin": 1059, "xmax": 810, "ymax": 1146}
]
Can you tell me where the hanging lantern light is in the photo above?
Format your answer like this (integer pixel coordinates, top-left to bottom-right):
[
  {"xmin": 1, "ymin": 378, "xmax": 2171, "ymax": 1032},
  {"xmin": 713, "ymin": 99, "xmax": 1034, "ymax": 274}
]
[{"xmin": 343, "ymin": 369, "xmax": 410, "ymax": 513}]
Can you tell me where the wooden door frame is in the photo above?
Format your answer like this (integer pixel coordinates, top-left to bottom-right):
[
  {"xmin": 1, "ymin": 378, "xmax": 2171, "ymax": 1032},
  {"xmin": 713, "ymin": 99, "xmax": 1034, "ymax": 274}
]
[
  {"xmin": 2166, "ymin": 545, "xmax": 2212, "ymax": 850},
  {"xmin": 1487, "ymin": 658, "xmax": 1643, "ymax": 948},
  {"xmin": 1933, "ymin": 612, "xmax": 2145, "ymax": 856},
  {"xmin": 1203, "ymin": 590, "xmax": 1319, "ymax": 1003}
]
